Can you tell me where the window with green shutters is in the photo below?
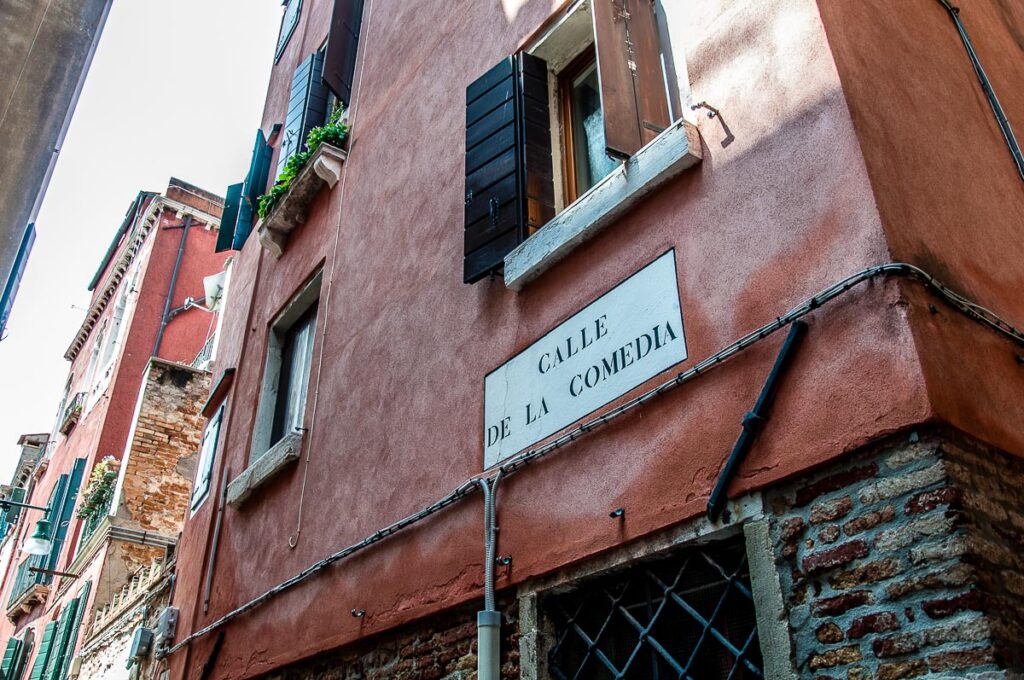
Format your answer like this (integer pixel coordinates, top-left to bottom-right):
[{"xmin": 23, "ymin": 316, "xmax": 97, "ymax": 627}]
[
  {"xmin": 56, "ymin": 583, "xmax": 90, "ymax": 680},
  {"xmin": 2, "ymin": 637, "xmax": 24, "ymax": 679},
  {"xmin": 41, "ymin": 598, "xmax": 76, "ymax": 680},
  {"xmin": 46, "ymin": 459, "xmax": 86, "ymax": 574},
  {"xmin": 27, "ymin": 623, "xmax": 54, "ymax": 680}
]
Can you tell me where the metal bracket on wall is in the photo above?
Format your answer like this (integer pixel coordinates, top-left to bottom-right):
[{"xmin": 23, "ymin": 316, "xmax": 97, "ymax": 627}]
[{"xmin": 707, "ymin": 320, "xmax": 808, "ymax": 521}]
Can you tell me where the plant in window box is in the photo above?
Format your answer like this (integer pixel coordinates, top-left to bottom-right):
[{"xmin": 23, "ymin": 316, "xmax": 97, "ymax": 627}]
[
  {"xmin": 76, "ymin": 456, "xmax": 119, "ymax": 537},
  {"xmin": 255, "ymin": 106, "xmax": 349, "ymax": 256}
]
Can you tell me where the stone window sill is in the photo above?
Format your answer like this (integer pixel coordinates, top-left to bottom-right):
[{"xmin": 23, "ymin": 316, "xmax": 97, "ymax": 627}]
[
  {"xmin": 257, "ymin": 144, "xmax": 346, "ymax": 258},
  {"xmin": 503, "ymin": 119, "xmax": 702, "ymax": 291},
  {"xmin": 226, "ymin": 431, "xmax": 303, "ymax": 507}
]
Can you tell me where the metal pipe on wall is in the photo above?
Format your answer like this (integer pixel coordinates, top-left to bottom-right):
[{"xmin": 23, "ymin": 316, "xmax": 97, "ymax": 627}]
[
  {"xmin": 153, "ymin": 214, "xmax": 192, "ymax": 356},
  {"xmin": 476, "ymin": 471, "xmax": 503, "ymax": 680}
]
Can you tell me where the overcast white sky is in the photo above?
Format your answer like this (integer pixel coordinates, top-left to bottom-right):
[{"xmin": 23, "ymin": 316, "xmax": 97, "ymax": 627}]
[{"xmin": 0, "ymin": 0, "xmax": 281, "ymax": 480}]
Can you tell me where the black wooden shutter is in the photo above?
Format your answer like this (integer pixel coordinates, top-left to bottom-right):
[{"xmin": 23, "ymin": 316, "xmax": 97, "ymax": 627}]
[
  {"xmin": 323, "ymin": 0, "xmax": 365, "ymax": 106},
  {"xmin": 464, "ymin": 52, "xmax": 554, "ymax": 284},
  {"xmin": 278, "ymin": 52, "xmax": 330, "ymax": 180}
]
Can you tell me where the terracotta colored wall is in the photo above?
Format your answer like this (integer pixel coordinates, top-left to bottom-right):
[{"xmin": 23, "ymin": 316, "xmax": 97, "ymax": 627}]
[
  {"xmin": 814, "ymin": 0, "xmax": 1024, "ymax": 459},
  {"xmin": 166, "ymin": 0, "xmax": 1018, "ymax": 676}
]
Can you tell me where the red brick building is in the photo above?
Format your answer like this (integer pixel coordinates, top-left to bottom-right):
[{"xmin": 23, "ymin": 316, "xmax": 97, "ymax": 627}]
[
  {"xmin": 169, "ymin": 1, "xmax": 1024, "ymax": 678},
  {"xmin": 0, "ymin": 179, "xmax": 227, "ymax": 680}
]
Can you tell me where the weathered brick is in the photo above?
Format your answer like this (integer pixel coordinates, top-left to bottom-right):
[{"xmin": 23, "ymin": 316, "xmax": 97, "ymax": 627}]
[
  {"xmin": 876, "ymin": 660, "xmax": 927, "ymax": 680},
  {"xmin": 905, "ymin": 487, "xmax": 961, "ymax": 515},
  {"xmin": 885, "ymin": 444, "xmax": 937, "ymax": 470},
  {"xmin": 844, "ymin": 506, "xmax": 896, "ymax": 536},
  {"xmin": 909, "ymin": 535, "xmax": 967, "ymax": 565},
  {"xmin": 926, "ymin": 646, "xmax": 995, "ymax": 672},
  {"xmin": 847, "ymin": 612, "xmax": 900, "ymax": 640},
  {"xmin": 781, "ymin": 516, "xmax": 807, "ymax": 541},
  {"xmin": 819, "ymin": 525, "xmax": 840, "ymax": 544},
  {"xmin": 809, "ymin": 645, "xmax": 862, "ymax": 670},
  {"xmin": 875, "ymin": 513, "xmax": 955, "ymax": 552},
  {"xmin": 796, "ymin": 465, "xmax": 879, "ymax": 507},
  {"xmin": 816, "ymin": 622, "xmax": 845, "ymax": 644},
  {"xmin": 920, "ymin": 617, "xmax": 990, "ymax": 647},
  {"xmin": 811, "ymin": 497, "xmax": 854, "ymax": 524},
  {"xmin": 830, "ymin": 557, "xmax": 901, "ymax": 590},
  {"xmin": 803, "ymin": 541, "xmax": 869, "ymax": 574},
  {"xmin": 858, "ymin": 463, "xmax": 946, "ymax": 506},
  {"xmin": 922, "ymin": 591, "xmax": 983, "ymax": 619},
  {"xmin": 872, "ymin": 633, "xmax": 918, "ymax": 658},
  {"xmin": 813, "ymin": 591, "xmax": 873, "ymax": 617},
  {"xmin": 885, "ymin": 563, "xmax": 976, "ymax": 599}
]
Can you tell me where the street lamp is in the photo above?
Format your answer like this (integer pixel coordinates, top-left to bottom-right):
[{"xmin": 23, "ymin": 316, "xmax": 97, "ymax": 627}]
[
  {"xmin": 23, "ymin": 517, "xmax": 52, "ymax": 556},
  {"xmin": 0, "ymin": 496, "xmax": 54, "ymax": 556}
]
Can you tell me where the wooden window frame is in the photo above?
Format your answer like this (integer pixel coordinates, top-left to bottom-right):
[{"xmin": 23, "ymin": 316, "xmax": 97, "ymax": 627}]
[{"xmin": 558, "ymin": 45, "xmax": 598, "ymax": 207}]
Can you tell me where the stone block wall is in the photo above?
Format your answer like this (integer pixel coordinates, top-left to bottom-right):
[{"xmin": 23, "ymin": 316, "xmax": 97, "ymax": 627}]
[
  {"xmin": 117, "ymin": 359, "xmax": 210, "ymax": 535},
  {"xmin": 768, "ymin": 431, "xmax": 1024, "ymax": 679},
  {"xmin": 259, "ymin": 599, "xmax": 519, "ymax": 680}
]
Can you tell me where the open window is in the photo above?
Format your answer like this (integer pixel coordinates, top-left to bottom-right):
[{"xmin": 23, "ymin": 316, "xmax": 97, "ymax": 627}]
[{"xmin": 463, "ymin": 0, "xmax": 695, "ymax": 285}]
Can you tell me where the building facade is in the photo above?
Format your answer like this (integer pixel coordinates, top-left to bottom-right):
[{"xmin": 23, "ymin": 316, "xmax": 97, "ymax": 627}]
[
  {"xmin": 166, "ymin": 0, "xmax": 1024, "ymax": 679},
  {"xmin": 0, "ymin": 179, "xmax": 228, "ymax": 680},
  {"xmin": 0, "ymin": 0, "xmax": 113, "ymax": 336}
]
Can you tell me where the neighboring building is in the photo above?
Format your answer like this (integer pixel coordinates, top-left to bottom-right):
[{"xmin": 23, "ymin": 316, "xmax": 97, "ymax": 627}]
[
  {"xmin": 0, "ymin": 179, "xmax": 227, "ymax": 680},
  {"xmin": 0, "ymin": 0, "xmax": 113, "ymax": 336},
  {"xmin": 163, "ymin": 1, "xmax": 1024, "ymax": 679}
]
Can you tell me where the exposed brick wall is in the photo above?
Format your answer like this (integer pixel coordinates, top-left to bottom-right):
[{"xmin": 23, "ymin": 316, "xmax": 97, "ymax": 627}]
[
  {"xmin": 769, "ymin": 431, "xmax": 1024, "ymax": 679},
  {"xmin": 258, "ymin": 599, "xmax": 519, "ymax": 680},
  {"xmin": 118, "ymin": 360, "xmax": 209, "ymax": 536}
]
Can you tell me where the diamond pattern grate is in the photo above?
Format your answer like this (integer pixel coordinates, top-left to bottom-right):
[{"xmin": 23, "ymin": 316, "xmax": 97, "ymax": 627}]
[{"xmin": 545, "ymin": 538, "xmax": 763, "ymax": 680}]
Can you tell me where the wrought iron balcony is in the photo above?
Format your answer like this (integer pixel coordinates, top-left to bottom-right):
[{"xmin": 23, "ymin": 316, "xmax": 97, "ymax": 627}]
[
  {"xmin": 191, "ymin": 334, "xmax": 215, "ymax": 370},
  {"xmin": 6, "ymin": 554, "xmax": 50, "ymax": 616},
  {"xmin": 58, "ymin": 392, "xmax": 86, "ymax": 435}
]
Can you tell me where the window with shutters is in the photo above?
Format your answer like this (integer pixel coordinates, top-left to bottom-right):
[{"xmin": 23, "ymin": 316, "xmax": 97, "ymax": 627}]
[
  {"xmin": 191, "ymin": 404, "xmax": 224, "ymax": 513},
  {"xmin": 275, "ymin": 0, "xmax": 302, "ymax": 63},
  {"xmin": 463, "ymin": 0, "xmax": 699, "ymax": 287},
  {"xmin": 277, "ymin": 50, "xmax": 330, "ymax": 182}
]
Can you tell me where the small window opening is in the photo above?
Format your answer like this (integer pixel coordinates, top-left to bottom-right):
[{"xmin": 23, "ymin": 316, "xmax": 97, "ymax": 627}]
[{"xmin": 545, "ymin": 538, "xmax": 763, "ymax": 680}]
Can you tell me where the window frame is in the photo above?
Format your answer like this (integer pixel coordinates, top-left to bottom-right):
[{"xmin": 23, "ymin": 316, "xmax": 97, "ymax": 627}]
[
  {"xmin": 558, "ymin": 45, "xmax": 602, "ymax": 206},
  {"xmin": 250, "ymin": 271, "xmax": 323, "ymax": 462},
  {"xmin": 191, "ymin": 403, "xmax": 225, "ymax": 513},
  {"xmin": 275, "ymin": 0, "xmax": 302, "ymax": 63}
]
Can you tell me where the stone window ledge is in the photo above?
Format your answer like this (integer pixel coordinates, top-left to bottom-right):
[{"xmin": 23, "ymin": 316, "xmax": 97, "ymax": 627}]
[
  {"xmin": 257, "ymin": 143, "xmax": 346, "ymax": 258},
  {"xmin": 503, "ymin": 119, "xmax": 702, "ymax": 291},
  {"xmin": 227, "ymin": 431, "xmax": 303, "ymax": 507}
]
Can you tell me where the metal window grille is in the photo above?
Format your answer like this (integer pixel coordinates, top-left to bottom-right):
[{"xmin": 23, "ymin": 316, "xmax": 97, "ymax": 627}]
[{"xmin": 546, "ymin": 538, "xmax": 763, "ymax": 680}]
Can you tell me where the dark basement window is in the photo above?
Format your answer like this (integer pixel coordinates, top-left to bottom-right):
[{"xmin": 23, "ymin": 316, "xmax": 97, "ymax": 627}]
[{"xmin": 545, "ymin": 537, "xmax": 763, "ymax": 680}]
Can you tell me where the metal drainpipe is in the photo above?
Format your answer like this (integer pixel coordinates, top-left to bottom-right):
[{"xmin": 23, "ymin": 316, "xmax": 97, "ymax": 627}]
[
  {"xmin": 476, "ymin": 470, "xmax": 503, "ymax": 680},
  {"xmin": 152, "ymin": 214, "xmax": 192, "ymax": 357}
]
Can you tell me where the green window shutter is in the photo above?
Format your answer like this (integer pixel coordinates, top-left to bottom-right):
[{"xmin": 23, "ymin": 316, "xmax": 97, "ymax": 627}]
[
  {"xmin": 56, "ymin": 583, "xmax": 90, "ymax": 680},
  {"xmin": 47, "ymin": 459, "xmax": 86, "ymax": 574},
  {"xmin": 239, "ymin": 129, "xmax": 273, "ymax": 249},
  {"xmin": 2, "ymin": 637, "xmax": 23, "ymax": 679},
  {"xmin": 216, "ymin": 183, "xmax": 243, "ymax": 253},
  {"xmin": 27, "ymin": 623, "xmax": 55, "ymax": 680},
  {"xmin": 5, "ymin": 488, "xmax": 27, "ymax": 527},
  {"xmin": 13, "ymin": 630, "xmax": 34, "ymax": 680},
  {"xmin": 277, "ymin": 51, "xmax": 329, "ymax": 181},
  {"xmin": 42, "ymin": 599, "xmax": 77, "ymax": 680}
]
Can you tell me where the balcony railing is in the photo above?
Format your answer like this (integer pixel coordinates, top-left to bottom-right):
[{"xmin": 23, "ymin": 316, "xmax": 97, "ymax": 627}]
[
  {"xmin": 58, "ymin": 392, "xmax": 86, "ymax": 435},
  {"xmin": 191, "ymin": 334, "xmax": 215, "ymax": 370},
  {"xmin": 87, "ymin": 558, "xmax": 163, "ymax": 639},
  {"xmin": 6, "ymin": 554, "xmax": 51, "ymax": 611},
  {"xmin": 80, "ymin": 493, "xmax": 114, "ymax": 544}
]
